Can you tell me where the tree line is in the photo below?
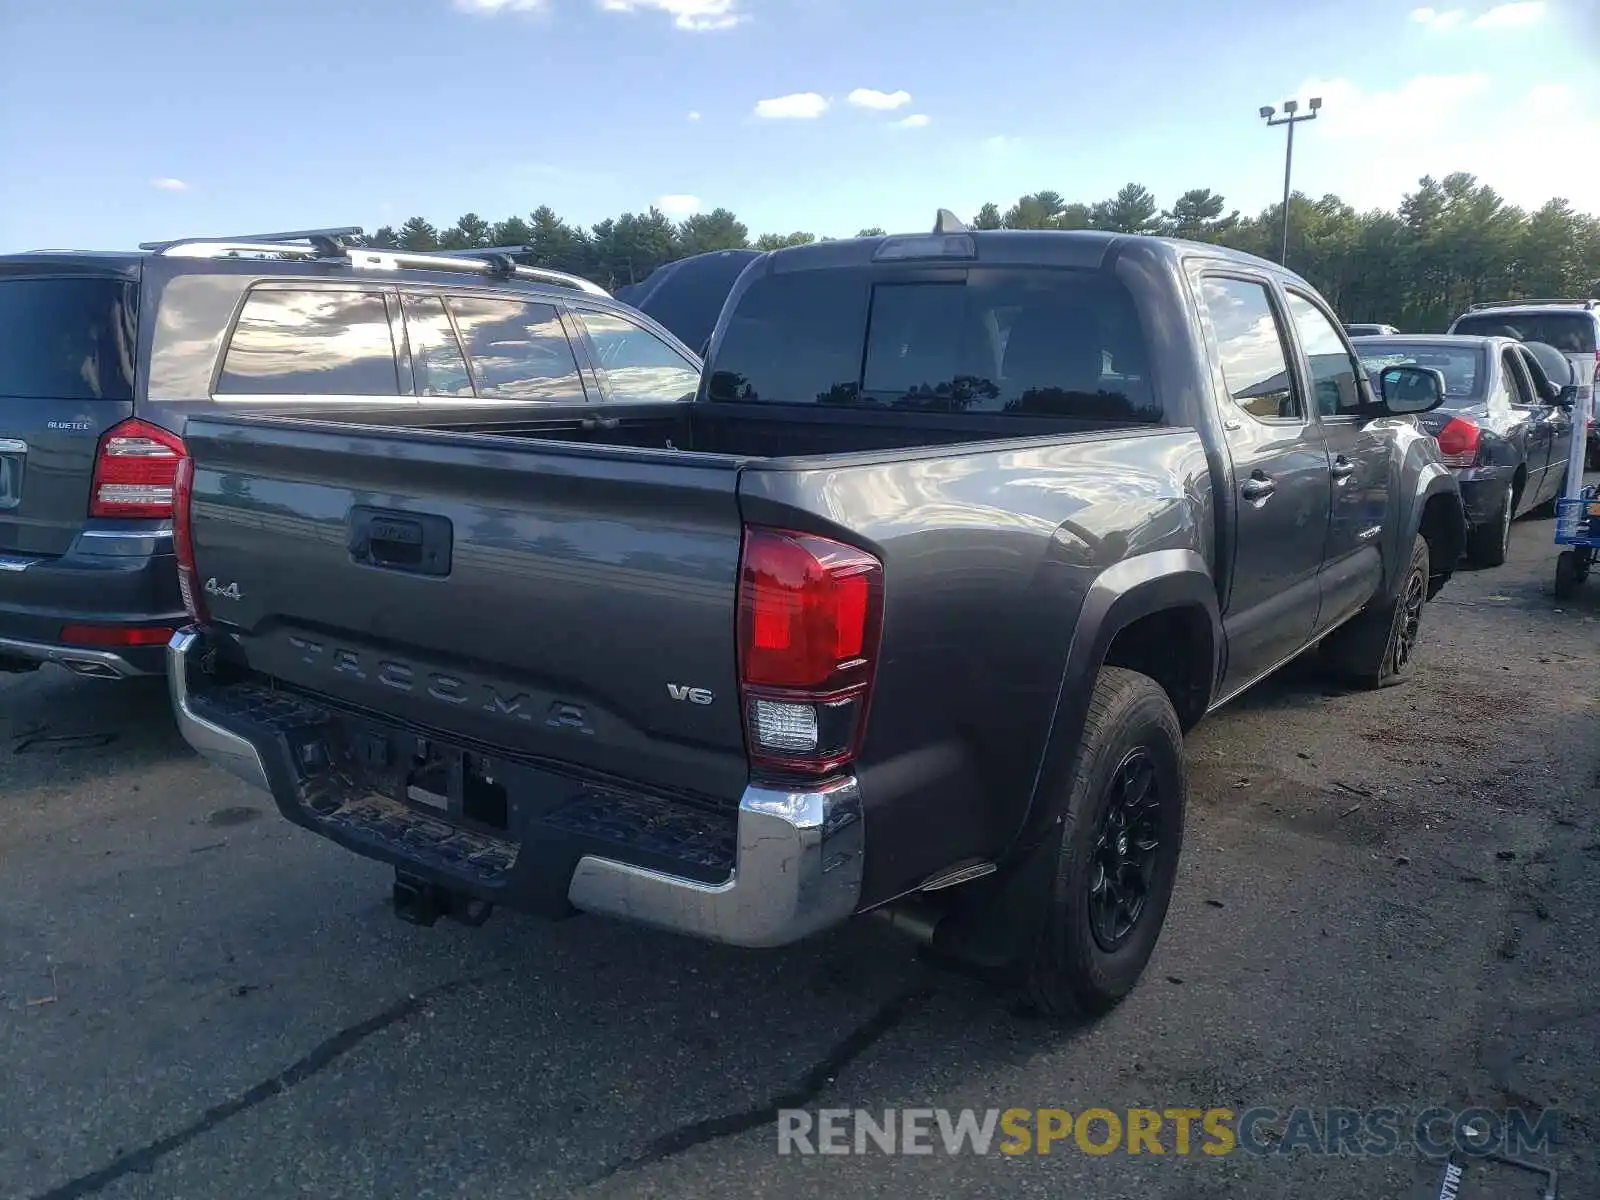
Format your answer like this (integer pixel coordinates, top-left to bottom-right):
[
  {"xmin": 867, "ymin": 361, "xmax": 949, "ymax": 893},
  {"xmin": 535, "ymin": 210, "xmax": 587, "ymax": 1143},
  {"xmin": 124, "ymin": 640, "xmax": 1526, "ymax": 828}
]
[{"xmin": 367, "ymin": 173, "xmax": 1600, "ymax": 333}]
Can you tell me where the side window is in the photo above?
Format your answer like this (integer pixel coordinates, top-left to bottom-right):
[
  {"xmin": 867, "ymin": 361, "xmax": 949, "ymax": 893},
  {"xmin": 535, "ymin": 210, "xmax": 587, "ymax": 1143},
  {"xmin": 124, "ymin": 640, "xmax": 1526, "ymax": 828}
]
[
  {"xmin": 217, "ymin": 290, "xmax": 400, "ymax": 396},
  {"xmin": 1200, "ymin": 278, "xmax": 1300, "ymax": 421},
  {"xmin": 401, "ymin": 294, "xmax": 474, "ymax": 398},
  {"xmin": 1502, "ymin": 350, "xmax": 1535, "ymax": 406},
  {"xmin": 577, "ymin": 310, "xmax": 701, "ymax": 403},
  {"xmin": 1514, "ymin": 347, "xmax": 1553, "ymax": 402},
  {"xmin": 1286, "ymin": 292, "xmax": 1364, "ymax": 416},
  {"xmin": 1493, "ymin": 353, "xmax": 1521, "ymax": 409},
  {"xmin": 447, "ymin": 297, "xmax": 585, "ymax": 402}
]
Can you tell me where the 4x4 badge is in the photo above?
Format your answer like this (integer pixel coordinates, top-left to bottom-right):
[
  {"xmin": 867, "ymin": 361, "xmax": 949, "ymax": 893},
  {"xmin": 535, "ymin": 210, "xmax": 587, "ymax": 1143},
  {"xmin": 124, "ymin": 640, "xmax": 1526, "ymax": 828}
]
[{"xmin": 205, "ymin": 578, "xmax": 243, "ymax": 601}]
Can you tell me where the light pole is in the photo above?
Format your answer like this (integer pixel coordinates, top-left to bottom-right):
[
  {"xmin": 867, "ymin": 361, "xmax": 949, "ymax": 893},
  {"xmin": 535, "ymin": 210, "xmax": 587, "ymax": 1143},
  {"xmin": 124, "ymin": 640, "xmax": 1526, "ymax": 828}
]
[{"xmin": 1259, "ymin": 97, "xmax": 1321, "ymax": 266}]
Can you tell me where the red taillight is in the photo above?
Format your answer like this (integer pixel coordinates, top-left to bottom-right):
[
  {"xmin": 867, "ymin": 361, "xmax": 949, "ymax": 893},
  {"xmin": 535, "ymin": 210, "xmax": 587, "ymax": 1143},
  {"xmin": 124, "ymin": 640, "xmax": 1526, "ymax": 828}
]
[
  {"xmin": 172, "ymin": 454, "xmax": 206, "ymax": 622},
  {"xmin": 736, "ymin": 527, "xmax": 884, "ymax": 776},
  {"xmin": 1434, "ymin": 416, "xmax": 1481, "ymax": 468},
  {"xmin": 89, "ymin": 418, "xmax": 185, "ymax": 519},
  {"xmin": 60, "ymin": 624, "xmax": 176, "ymax": 647}
]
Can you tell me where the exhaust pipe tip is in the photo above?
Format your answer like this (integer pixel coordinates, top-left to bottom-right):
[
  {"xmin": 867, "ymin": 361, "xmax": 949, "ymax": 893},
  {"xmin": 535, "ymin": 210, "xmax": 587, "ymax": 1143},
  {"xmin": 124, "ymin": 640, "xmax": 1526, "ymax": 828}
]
[
  {"xmin": 871, "ymin": 899, "xmax": 944, "ymax": 945},
  {"xmin": 64, "ymin": 660, "xmax": 121, "ymax": 680}
]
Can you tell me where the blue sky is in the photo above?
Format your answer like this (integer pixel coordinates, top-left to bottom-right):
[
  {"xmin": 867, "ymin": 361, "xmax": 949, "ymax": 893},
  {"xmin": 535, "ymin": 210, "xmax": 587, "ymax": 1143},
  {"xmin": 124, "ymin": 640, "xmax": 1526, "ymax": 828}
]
[{"xmin": 1, "ymin": 0, "xmax": 1595, "ymax": 251}]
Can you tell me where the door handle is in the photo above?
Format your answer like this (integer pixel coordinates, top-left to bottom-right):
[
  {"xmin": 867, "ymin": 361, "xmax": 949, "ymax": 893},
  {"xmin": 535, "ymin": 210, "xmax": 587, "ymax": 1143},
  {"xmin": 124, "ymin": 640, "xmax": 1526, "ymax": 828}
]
[
  {"xmin": 1240, "ymin": 474, "xmax": 1276, "ymax": 501},
  {"xmin": 348, "ymin": 506, "xmax": 453, "ymax": 577},
  {"xmin": 1330, "ymin": 456, "xmax": 1357, "ymax": 479}
]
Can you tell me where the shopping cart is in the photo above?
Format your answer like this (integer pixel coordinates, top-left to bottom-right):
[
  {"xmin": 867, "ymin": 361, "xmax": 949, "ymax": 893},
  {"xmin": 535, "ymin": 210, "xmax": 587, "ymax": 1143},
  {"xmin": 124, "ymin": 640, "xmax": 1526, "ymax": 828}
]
[{"xmin": 1553, "ymin": 386, "xmax": 1598, "ymax": 598}]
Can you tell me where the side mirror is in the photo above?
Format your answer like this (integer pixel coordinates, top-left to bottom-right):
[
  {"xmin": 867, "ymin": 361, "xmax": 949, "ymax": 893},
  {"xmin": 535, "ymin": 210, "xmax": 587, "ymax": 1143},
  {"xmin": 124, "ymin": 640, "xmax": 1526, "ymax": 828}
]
[
  {"xmin": 1376, "ymin": 364, "xmax": 1447, "ymax": 415},
  {"xmin": 1556, "ymin": 384, "xmax": 1577, "ymax": 409}
]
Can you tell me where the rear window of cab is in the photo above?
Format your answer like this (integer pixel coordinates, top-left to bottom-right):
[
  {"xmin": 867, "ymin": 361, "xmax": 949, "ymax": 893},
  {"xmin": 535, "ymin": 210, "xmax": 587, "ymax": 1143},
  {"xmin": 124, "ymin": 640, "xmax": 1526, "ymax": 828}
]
[{"xmin": 707, "ymin": 267, "xmax": 1160, "ymax": 422}]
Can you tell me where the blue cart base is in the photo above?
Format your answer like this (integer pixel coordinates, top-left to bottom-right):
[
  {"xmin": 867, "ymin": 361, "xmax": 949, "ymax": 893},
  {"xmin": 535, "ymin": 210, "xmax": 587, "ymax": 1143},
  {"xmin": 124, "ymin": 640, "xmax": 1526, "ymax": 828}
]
[{"xmin": 1553, "ymin": 488, "xmax": 1599, "ymax": 597}]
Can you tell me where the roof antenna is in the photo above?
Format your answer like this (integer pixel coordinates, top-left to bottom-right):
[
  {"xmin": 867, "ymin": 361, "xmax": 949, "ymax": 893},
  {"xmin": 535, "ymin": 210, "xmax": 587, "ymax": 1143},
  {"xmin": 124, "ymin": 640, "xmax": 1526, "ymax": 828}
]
[{"xmin": 933, "ymin": 208, "xmax": 969, "ymax": 235}]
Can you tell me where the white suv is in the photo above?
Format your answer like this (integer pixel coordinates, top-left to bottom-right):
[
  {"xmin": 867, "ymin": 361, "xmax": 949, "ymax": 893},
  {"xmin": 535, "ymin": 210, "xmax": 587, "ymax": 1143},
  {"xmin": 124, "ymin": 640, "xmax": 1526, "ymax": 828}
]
[{"xmin": 1449, "ymin": 300, "xmax": 1600, "ymax": 467}]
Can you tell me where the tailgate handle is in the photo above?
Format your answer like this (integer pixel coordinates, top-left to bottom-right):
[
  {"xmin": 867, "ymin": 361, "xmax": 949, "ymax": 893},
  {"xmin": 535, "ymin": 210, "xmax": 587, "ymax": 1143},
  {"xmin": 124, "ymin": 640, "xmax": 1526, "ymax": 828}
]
[{"xmin": 348, "ymin": 507, "xmax": 452, "ymax": 577}]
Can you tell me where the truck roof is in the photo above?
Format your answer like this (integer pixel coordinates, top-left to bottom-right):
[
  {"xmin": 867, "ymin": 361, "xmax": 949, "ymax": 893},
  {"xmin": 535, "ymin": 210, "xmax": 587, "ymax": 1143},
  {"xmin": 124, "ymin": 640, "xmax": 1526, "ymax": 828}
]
[{"xmin": 759, "ymin": 228, "xmax": 1291, "ymax": 277}]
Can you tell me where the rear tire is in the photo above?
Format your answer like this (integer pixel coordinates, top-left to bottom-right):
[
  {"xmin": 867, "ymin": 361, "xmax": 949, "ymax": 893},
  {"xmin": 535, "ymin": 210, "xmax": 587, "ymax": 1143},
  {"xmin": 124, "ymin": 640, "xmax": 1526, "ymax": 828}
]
[
  {"xmin": 1465, "ymin": 486, "xmax": 1513, "ymax": 567},
  {"xmin": 1319, "ymin": 534, "xmax": 1430, "ymax": 689},
  {"xmin": 1020, "ymin": 667, "xmax": 1185, "ymax": 1020}
]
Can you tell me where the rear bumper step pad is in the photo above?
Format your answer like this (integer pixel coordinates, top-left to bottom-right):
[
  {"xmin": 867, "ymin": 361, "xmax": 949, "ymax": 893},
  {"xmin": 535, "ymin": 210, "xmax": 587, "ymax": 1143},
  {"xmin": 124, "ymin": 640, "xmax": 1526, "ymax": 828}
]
[{"xmin": 167, "ymin": 628, "xmax": 864, "ymax": 947}]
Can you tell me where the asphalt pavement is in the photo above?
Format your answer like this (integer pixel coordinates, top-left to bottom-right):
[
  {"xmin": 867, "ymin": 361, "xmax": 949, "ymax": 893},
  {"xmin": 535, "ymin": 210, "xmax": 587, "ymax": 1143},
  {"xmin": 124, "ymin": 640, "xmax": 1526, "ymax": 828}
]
[{"xmin": 2, "ymin": 507, "xmax": 1596, "ymax": 1200}]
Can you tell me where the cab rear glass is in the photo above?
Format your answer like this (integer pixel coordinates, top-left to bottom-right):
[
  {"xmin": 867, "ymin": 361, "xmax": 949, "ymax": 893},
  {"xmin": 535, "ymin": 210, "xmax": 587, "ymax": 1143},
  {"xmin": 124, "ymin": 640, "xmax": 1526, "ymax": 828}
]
[
  {"xmin": 0, "ymin": 278, "xmax": 137, "ymax": 400},
  {"xmin": 707, "ymin": 267, "xmax": 1159, "ymax": 422}
]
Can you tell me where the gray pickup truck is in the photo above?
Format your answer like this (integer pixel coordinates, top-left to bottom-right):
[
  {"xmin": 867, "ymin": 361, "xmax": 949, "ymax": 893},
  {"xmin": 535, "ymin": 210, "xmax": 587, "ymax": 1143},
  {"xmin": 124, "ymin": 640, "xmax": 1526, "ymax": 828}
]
[{"xmin": 168, "ymin": 218, "xmax": 1466, "ymax": 1018}]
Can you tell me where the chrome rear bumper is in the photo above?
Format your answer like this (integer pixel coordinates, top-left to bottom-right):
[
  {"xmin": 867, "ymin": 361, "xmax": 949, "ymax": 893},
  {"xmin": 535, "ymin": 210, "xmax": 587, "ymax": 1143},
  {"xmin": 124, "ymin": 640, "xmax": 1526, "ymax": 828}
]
[
  {"xmin": 167, "ymin": 629, "xmax": 270, "ymax": 791},
  {"xmin": 166, "ymin": 627, "xmax": 863, "ymax": 948},
  {"xmin": 567, "ymin": 776, "xmax": 863, "ymax": 948}
]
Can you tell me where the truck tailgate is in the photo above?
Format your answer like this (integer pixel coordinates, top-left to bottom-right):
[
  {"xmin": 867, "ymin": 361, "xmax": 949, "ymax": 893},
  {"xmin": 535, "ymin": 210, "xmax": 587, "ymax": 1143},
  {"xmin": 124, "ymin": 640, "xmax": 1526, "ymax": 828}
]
[{"xmin": 183, "ymin": 416, "xmax": 750, "ymax": 803}]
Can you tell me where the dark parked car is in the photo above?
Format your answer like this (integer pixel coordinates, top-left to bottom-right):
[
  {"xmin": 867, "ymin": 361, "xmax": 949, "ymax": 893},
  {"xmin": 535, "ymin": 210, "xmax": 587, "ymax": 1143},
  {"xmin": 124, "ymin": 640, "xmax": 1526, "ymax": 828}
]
[
  {"xmin": 166, "ymin": 217, "xmax": 1465, "ymax": 1019},
  {"xmin": 614, "ymin": 249, "xmax": 764, "ymax": 355},
  {"xmin": 0, "ymin": 229, "xmax": 694, "ymax": 678},
  {"xmin": 1448, "ymin": 300, "xmax": 1600, "ymax": 469},
  {"xmin": 1354, "ymin": 335, "xmax": 1577, "ymax": 567}
]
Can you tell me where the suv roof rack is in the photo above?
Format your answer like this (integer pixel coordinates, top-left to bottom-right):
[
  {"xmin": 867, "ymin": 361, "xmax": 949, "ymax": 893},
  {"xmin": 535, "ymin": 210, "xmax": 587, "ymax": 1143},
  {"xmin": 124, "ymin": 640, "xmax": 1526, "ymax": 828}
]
[
  {"xmin": 138, "ymin": 227, "xmax": 609, "ymax": 297},
  {"xmin": 138, "ymin": 227, "xmax": 366, "ymax": 254},
  {"xmin": 1468, "ymin": 298, "xmax": 1598, "ymax": 311}
]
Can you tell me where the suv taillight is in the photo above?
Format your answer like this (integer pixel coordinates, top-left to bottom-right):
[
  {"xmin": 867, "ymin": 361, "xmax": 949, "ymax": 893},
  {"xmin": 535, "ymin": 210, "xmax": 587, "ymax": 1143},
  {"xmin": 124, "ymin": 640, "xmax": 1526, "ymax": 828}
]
[
  {"xmin": 1435, "ymin": 416, "xmax": 1482, "ymax": 468},
  {"xmin": 736, "ymin": 526, "xmax": 884, "ymax": 776},
  {"xmin": 172, "ymin": 454, "xmax": 206, "ymax": 622},
  {"xmin": 89, "ymin": 418, "xmax": 185, "ymax": 518}
]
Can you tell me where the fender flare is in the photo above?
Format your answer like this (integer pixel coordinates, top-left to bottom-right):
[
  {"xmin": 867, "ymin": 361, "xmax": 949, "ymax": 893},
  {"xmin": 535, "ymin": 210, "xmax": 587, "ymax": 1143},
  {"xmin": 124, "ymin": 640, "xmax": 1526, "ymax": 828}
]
[
  {"xmin": 1401, "ymin": 467, "xmax": 1467, "ymax": 596},
  {"xmin": 1005, "ymin": 548, "xmax": 1222, "ymax": 859}
]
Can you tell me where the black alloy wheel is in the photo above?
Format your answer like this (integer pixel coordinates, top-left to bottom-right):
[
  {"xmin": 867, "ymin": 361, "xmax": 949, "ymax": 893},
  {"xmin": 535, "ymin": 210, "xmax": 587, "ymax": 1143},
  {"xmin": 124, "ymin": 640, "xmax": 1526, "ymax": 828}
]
[
  {"xmin": 1087, "ymin": 749, "xmax": 1163, "ymax": 952},
  {"xmin": 1392, "ymin": 561, "xmax": 1427, "ymax": 673}
]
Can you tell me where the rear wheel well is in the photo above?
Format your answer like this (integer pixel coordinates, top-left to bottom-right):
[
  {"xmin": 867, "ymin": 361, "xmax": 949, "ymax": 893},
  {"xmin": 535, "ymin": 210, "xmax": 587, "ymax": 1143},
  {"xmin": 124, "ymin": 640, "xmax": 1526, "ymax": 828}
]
[
  {"xmin": 1419, "ymin": 492, "xmax": 1466, "ymax": 596},
  {"xmin": 1102, "ymin": 607, "xmax": 1213, "ymax": 732}
]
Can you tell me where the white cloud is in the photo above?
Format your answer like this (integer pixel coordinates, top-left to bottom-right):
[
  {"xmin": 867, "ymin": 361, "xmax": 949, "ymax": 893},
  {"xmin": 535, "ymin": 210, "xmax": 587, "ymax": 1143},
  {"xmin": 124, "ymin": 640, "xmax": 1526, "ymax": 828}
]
[
  {"xmin": 597, "ymin": 0, "xmax": 744, "ymax": 30},
  {"xmin": 453, "ymin": 0, "xmax": 547, "ymax": 12},
  {"xmin": 1410, "ymin": 1, "xmax": 1545, "ymax": 29},
  {"xmin": 753, "ymin": 92, "xmax": 828, "ymax": 119},
  {"xmin": 687, "ymin": 110, "xmax": 701, "ymax": 121},
  {"xmin": 1522, "ymin": 81, "xmax": 1577, "ymax": 114},
  {"xmin": 848, "ymin": 88, "xmax": 911, "ymax": 111},
  {"xmin": 1293, "ymin": 73, "xmax": 1490, "ymax": 139},
  {"xmin": 1287, "ymin": 75, "xmax": 1600, "ymax": 213},
  {"xmin": 893, "ymin": 113, "xmax": 930, "ymax": 129},
  {"xmin": 151, "ymin": 178, "xmax": 188, "ymax": 191},
  {"xmin": 1471, "ymin": 0, "xmax": 1545, "ymax": 27},
  {"xmin": 1410, "ymin": 6, "xmax": 1465, "ymax": 29},
  {"xmin": 655, "ymin": 193, "xmax": 702, "ymax": 217}
]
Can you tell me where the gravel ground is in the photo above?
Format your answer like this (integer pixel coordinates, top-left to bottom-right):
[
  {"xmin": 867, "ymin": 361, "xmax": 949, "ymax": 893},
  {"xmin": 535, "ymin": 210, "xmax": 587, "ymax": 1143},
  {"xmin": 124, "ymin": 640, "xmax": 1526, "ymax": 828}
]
[{"xmin": 2, "ymin": 506, "xmax": 1596, "ymax": 1200}]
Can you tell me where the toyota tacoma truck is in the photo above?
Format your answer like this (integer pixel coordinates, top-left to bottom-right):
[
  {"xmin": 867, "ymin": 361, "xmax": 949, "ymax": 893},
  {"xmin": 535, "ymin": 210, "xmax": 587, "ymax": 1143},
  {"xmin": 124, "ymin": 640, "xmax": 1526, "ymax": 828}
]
[{"xmin": 166, "ymin": 216, "xmax": 1466, "ymax": 1018}]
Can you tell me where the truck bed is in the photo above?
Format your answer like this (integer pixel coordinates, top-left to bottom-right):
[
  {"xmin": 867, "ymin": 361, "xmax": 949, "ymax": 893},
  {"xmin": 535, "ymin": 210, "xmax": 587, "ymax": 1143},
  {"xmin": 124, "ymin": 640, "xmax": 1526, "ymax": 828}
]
[{"xmin": 425, "ymin": 399, "xmax": 1142, "ymax": 459}]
